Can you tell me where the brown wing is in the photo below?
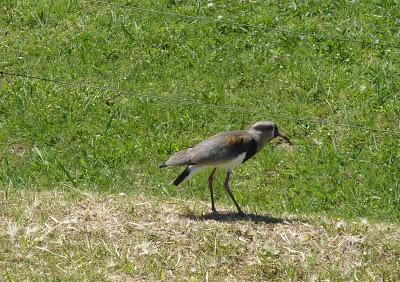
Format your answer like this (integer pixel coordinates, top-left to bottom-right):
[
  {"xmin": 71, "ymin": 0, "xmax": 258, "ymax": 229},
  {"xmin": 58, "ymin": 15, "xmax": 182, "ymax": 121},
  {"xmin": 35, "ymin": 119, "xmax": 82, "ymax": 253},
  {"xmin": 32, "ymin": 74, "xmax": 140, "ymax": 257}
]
[{"xmin": 189, "ymin": 131, "xmax": 258, "ymax": 165}]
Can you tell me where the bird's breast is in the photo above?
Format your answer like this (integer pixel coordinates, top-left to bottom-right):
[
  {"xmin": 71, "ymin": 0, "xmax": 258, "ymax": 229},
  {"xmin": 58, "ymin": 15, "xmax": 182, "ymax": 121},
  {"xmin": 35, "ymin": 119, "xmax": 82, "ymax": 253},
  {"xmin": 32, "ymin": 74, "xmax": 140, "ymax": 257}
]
[{"xmin": 215, "ymin": 152, "xmax": 246, "ymax": 170}]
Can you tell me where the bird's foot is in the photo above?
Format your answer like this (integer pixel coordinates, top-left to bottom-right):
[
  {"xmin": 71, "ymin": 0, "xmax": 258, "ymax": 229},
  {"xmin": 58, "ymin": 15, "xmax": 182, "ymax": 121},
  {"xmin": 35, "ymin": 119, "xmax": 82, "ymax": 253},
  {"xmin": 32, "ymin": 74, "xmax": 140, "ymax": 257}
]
[
  {"xmin": 211, "ymin": 207, "xmax": 218, "ymax": 214},
  {"xmin": 237, "ymin": 211, "xmax": 245, "ymax": 217}
]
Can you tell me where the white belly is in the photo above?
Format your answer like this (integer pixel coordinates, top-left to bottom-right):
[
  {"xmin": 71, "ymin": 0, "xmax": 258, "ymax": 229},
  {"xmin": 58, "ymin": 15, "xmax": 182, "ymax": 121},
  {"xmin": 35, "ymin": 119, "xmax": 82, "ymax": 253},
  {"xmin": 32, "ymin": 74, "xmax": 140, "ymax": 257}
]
[{"xmin": 215, "ymin": 152, "xmax": 246, "ymax": 170}]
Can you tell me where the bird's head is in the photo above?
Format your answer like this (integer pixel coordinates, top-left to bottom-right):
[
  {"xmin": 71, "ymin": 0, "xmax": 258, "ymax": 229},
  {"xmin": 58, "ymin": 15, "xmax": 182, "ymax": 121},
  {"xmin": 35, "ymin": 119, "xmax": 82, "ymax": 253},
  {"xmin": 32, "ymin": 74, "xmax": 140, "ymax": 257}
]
[{"xmin": 249, "ymin": 121, "xmax": 292, "ymax": 149}]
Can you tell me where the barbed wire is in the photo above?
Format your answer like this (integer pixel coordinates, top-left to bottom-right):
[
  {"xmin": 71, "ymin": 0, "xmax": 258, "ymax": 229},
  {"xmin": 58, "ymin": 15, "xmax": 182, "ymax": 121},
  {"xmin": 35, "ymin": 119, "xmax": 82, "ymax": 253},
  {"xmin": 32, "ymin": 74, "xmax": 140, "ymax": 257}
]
[
  {"xmin": 1, "ymin": 70, "xmax": 399, "ymax": 135},
  {"xmin": 91, "ymin": 0, "xmax": 400, "ymax": 50}
]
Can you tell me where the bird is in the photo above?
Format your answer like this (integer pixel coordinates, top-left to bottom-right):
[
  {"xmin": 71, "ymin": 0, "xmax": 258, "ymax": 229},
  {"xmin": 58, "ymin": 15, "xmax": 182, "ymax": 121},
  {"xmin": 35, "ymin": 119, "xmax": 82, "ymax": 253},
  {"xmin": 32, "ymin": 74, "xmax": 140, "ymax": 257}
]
[{"xmin": 159, "ymin": 121, "xmax": 291, "ymax": 215}]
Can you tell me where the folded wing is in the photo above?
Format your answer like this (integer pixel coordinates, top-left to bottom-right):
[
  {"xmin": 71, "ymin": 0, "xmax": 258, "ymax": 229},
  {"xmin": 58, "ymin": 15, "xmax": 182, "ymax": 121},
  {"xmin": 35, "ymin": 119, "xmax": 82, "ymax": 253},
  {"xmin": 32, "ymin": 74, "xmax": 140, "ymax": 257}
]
[{"xmin": 189, "ymin": 131, "xmax": 258, "ymax": 166}]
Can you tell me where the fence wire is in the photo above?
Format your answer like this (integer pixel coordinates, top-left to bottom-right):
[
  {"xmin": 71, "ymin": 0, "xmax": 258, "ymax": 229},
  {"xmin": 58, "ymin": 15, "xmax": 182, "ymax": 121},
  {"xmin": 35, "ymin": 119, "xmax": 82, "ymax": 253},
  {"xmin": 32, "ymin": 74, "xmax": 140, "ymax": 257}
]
[
  {"xmin": 1, "ymin": 70, "xmax": 399, "ymax": 135},
  {"xmin": 91, "ymin": 0, "xmax": 400, "ymax": 50}
]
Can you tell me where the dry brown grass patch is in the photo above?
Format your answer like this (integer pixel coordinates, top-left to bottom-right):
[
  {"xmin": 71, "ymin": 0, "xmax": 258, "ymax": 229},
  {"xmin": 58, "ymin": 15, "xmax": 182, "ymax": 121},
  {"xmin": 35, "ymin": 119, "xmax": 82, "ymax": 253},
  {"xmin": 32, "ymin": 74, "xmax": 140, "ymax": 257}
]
[{"xmin": 0, "ymin": 189, "xmax": 399, "ymax": 281}]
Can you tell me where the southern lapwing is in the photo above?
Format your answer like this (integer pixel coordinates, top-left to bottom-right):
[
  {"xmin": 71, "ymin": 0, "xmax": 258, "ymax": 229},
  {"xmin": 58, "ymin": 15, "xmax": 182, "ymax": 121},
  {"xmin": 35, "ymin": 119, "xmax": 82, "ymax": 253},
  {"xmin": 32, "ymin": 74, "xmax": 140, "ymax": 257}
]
[{"xmin": 160, "ymin": 121, "xmax": 291, "ymax": 215}]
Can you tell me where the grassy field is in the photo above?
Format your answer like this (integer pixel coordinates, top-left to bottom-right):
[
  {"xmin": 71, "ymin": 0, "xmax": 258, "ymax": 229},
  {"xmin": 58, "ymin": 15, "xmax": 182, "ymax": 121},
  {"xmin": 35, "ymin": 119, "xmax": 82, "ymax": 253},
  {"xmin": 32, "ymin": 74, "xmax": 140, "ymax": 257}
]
[{"xmin": 1, "ymin": 0, "xmax": 399, "ymax": 279}]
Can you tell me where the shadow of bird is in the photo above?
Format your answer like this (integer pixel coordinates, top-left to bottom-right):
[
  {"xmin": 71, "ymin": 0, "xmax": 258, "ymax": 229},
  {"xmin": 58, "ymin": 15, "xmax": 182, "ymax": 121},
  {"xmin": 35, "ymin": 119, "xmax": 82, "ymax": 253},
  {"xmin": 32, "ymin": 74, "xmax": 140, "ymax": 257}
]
[{"xmin": 183, "ymin": 210, "xmax": 291, "ymax": 224}]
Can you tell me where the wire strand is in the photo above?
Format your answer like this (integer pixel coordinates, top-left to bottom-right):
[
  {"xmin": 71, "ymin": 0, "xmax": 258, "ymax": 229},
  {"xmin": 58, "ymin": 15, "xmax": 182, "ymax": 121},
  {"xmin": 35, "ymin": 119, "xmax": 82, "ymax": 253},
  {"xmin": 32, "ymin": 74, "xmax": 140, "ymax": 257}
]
[
  {"xmin": 91, "ymin": 0, "xmax": 400, "ymax": 50},
  {"xmin": 1, "ymin": 70, "xmax": 398, "ymax": 135}
]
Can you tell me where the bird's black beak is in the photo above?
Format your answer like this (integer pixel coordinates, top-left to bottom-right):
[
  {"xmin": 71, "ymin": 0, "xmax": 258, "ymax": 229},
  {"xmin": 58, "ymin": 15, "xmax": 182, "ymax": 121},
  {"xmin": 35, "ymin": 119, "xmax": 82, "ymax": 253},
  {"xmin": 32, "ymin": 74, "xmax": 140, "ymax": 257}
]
[{"xmin": 275, "ymin": 128, "xmax": 292, "ymax": 145}]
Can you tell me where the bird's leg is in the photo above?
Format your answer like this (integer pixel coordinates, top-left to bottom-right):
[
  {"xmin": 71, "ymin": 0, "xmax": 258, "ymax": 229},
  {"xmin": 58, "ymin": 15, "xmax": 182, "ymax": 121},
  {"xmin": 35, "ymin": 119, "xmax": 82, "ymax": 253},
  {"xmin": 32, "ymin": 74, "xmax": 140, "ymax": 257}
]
[
  {"xmin": 223, "ymin": 170, "xmax": 244, "ymax": 215},
  {"xmin": 208, "ymin": 168, "xmax": 217, "ymax": 213}
]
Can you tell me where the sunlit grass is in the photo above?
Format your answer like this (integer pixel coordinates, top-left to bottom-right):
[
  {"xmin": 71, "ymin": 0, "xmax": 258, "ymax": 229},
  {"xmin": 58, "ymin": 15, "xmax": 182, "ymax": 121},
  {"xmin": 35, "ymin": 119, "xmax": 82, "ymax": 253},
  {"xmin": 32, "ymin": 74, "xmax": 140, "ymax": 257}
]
[{"xmin": 0, "ymin": 0, "xmax": 399, "ymax": 222}]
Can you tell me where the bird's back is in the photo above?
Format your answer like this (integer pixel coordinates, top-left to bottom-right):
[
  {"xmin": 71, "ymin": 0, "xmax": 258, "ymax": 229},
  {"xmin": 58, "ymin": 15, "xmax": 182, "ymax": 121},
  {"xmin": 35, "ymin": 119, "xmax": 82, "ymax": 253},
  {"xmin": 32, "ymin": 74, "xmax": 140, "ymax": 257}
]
[{"xmin": 163, "ymin": 130, "xmax": 257, "ymax": 167}]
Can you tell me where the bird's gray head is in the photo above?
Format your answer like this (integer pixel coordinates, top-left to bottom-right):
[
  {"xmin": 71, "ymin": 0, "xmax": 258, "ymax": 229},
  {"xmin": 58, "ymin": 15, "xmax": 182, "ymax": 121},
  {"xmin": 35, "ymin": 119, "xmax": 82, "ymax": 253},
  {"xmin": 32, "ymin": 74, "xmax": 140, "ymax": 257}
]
[{"xmin": 248, "ymin": 121, "xmax": 291, "ymax": 150}]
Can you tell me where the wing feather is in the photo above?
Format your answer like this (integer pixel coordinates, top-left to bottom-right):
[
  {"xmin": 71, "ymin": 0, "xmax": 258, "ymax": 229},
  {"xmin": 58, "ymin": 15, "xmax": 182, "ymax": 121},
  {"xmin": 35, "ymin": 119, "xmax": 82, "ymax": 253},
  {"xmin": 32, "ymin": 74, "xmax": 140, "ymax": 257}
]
[{"xmin": 189, "ymin": 131, "xmax": 258, "ymax": 165}]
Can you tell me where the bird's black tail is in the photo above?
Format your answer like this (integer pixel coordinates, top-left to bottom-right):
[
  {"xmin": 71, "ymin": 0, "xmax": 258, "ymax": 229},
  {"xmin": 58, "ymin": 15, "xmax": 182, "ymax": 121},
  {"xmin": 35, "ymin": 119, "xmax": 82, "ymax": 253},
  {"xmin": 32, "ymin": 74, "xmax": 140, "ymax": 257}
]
[{"xmin": 173, "ymin": 166, "xmax": 190, "ymax": 186}]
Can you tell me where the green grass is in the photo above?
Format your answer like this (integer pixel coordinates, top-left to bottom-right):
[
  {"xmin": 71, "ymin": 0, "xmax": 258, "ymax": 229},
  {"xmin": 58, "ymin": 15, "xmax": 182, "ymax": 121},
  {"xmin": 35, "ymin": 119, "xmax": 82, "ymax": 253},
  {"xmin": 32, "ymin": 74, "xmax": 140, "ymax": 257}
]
[{"xmin": 0, "ymin": 0, "xmax": 399, "ymax": 224}]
